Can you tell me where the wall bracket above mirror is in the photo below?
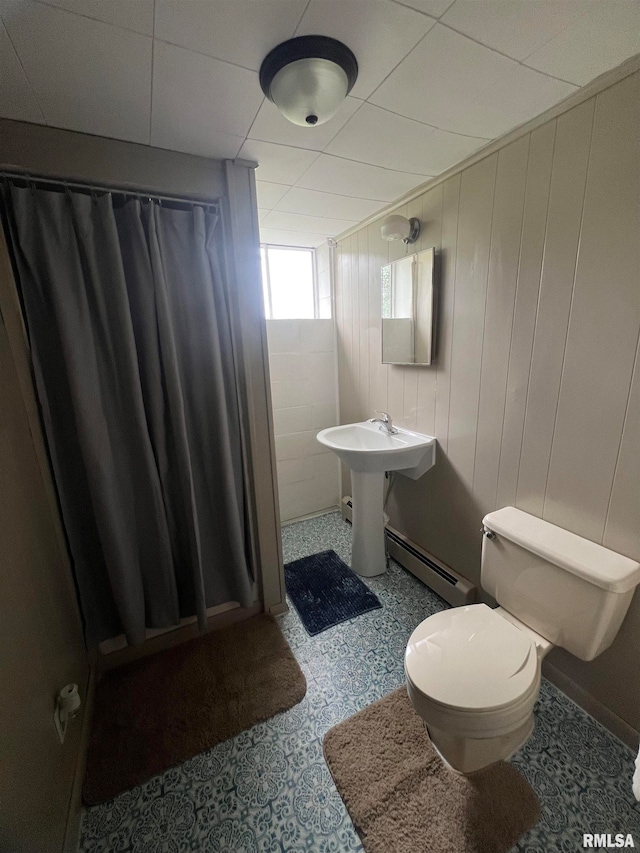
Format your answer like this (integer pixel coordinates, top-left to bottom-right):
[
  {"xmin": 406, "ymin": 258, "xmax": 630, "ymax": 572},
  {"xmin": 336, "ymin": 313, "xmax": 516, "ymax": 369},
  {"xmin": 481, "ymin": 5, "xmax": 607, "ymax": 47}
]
[{"xmin": 381, "ymin": 247, "xmax": 437, "ymax": 366}]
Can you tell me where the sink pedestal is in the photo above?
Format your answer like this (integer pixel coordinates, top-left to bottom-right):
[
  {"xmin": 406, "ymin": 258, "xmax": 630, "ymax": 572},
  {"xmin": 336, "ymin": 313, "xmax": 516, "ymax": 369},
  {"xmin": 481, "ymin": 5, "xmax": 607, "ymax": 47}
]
[{"xmin": 351, "ymin": 470, "xmax": 387, "ymax": 577}]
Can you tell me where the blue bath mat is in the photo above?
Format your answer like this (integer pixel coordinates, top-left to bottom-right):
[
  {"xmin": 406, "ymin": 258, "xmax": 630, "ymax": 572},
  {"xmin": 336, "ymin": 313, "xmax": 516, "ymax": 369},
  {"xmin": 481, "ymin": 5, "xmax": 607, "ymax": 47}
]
[{"xmin": 284, "ymin": 550, "xmax": 382, "ymax": 636}]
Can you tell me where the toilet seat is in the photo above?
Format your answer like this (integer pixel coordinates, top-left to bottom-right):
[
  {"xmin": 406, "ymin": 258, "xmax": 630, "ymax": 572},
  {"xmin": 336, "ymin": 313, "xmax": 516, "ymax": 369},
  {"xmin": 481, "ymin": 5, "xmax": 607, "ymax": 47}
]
[{"xmin": 405, "ymin": 604, "xmax": 541, "ymax": 739}]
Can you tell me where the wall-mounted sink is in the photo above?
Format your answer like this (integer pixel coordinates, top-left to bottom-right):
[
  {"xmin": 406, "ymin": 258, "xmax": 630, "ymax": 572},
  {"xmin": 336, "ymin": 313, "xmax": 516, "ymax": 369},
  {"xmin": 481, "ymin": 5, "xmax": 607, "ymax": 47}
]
[{"xmin": 317, "ymin": 420, "xmax": 436, "ymax": 577}]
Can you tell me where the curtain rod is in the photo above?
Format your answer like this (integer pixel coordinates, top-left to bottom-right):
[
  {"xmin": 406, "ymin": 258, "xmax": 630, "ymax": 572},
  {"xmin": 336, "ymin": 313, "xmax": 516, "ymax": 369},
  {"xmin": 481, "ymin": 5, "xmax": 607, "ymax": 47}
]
[{"xmin": 0, "ymin": 170, "xmax": 220, "ymax": 210}]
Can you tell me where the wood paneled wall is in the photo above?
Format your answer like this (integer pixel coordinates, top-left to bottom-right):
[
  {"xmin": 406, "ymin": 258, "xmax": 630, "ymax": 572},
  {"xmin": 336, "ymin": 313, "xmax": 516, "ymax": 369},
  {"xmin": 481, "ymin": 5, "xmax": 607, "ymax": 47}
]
[{"xmin": 335, "ymin": 70, "xmax": 640, "ymax": 734}]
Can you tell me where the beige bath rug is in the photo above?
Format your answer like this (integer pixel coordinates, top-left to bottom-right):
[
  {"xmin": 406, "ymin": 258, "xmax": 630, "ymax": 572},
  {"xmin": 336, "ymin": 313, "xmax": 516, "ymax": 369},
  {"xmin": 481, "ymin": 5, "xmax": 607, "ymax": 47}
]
[
  {"xmin": 83, "ymin": 613, "xmax": 306, "ymax": 805},
  {"xmin": 323, "ymin": 687, "xmax": 540, "ymax": 853}
]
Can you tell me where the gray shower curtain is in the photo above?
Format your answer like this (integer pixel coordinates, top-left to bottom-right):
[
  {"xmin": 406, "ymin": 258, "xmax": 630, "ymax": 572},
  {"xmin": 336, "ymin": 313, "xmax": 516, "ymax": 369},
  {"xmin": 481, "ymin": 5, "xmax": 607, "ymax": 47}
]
[{"xmin": 2, "ymin": 184, "xmax": 254, "ymax": 646}]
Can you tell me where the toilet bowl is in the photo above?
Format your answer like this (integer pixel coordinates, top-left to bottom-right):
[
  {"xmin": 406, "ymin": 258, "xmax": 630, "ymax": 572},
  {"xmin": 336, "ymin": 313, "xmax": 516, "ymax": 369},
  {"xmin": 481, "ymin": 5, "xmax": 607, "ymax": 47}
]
[
  {"xmin": 405, "ymin": 603, "xmax": 549, "ymax": 773},
  {"xmin": 405, "ymin": 506, "xmax": 640, "ymax": 774}
]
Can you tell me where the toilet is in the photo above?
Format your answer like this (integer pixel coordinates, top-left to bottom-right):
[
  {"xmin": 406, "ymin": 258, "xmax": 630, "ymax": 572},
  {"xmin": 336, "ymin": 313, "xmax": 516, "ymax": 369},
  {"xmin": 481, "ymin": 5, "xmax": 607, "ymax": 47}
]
[{"xmin": 405, "ymin": 506, "xmax": 640, "ymax": 774}]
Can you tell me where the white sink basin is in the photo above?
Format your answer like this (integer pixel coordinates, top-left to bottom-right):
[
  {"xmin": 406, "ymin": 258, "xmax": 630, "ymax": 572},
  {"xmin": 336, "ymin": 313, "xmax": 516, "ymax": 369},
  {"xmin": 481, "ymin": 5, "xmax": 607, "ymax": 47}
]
[
  {"xmin": 317, "ymin": 421, "xmax": 436, "ymax": 577},
  {"xmin": 317, "ymin": 420, "xmax": 435, "ymax": 478}
]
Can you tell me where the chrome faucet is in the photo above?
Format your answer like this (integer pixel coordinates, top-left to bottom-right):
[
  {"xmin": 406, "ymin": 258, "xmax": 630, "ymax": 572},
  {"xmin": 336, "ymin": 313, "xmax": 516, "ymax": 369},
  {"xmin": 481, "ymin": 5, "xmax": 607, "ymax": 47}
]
[{"xmin": 369, "ymin": 411, "xmax": 398, "ymax": 435}]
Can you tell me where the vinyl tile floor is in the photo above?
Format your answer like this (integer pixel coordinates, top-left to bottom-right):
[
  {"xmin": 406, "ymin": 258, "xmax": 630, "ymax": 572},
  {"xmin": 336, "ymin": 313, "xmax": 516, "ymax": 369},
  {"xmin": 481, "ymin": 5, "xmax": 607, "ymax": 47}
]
[{"xmin": 79, "ymin": 511, "xmax": 640, "ymax": 852}]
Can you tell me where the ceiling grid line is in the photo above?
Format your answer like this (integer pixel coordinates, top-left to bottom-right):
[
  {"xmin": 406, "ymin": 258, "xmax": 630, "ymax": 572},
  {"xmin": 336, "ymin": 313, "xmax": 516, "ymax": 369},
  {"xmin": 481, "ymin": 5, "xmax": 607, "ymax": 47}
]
[
  {"xmin": 301, "ymin": 149, "xmax": 432, "ymax": 179},
  {"xmin": 438, "ymin": 20, "xmax": 582, "ymax": 87},
  {"xmin": 390, "ymin": 0, "xmax": 454, "ymax": 20},
  {"xmin": 357, "ymin": 101, "xmax": 493, "ymax": 141},
  {"xmin": 356, "ymin": 15, "xmax": 437, "ymax": 106},
  {"xmin": 34, "ymin": 0, "xmax": 151, "ymax": 36},
  {"xmin": 292, "ymin": 0, "xmax": 313, "ymax": 38},
  {"xmin": 151, "ymin": 36, "xmax": 259, "ymax": 75}
]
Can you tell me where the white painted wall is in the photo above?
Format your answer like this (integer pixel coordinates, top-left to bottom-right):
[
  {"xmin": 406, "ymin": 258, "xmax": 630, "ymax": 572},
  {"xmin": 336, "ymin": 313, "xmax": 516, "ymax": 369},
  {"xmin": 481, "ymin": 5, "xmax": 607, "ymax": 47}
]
[{"xmin": 267, "ymin": 319, "xmax": 340, "ymax": 522}]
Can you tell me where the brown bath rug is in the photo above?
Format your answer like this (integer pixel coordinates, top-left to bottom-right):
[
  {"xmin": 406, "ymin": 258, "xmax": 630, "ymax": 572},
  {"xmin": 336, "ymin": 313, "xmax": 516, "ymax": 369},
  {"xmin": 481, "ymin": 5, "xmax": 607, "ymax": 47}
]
[
  {"xmin": 83, "ymin": 613, "xmax": 306, "ymax": 805},
  {"xmin": 323, "ymin": 687, "xmax": 540, "ymax": 853}
]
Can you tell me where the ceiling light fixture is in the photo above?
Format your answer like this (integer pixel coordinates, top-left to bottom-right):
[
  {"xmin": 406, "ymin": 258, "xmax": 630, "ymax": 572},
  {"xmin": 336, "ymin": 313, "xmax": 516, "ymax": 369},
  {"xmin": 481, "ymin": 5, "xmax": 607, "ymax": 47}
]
[
  {"xmin": 381, "ymin": 214, "xmax": 421, "ymax": 244},
  {"xmin": 259, "ymin": 35, "xmax": 358, "ymax": 127}
]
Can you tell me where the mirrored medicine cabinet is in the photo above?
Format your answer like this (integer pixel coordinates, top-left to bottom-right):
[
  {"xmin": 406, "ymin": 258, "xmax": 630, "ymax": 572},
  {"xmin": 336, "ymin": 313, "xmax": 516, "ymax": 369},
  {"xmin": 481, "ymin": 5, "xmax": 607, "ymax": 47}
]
[{"xmin": 381, "ymin": 247, "xmax": 436, "ymax": 365}]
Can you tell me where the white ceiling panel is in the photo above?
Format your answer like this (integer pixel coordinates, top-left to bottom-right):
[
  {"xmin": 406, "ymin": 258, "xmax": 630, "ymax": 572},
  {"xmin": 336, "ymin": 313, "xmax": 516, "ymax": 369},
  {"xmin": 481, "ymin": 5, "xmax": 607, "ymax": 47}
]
[
  {"xmin": 275, "ymin": 188, "xmax": 386, "ymax": 221},
  {"xmin": 0, "ymin": 20, "xmax": 43, "ymax": 123},
  {"xmin": 154, "ymin": 0, "xmax": 305, "ymax": 71},
  {"xmin": 256, "ymin": 181, "xmax": 290, "ymax": 210},
  {"xmin": 152, "ymin": 40, "xmax": 262, "ymax": 145},
  {"xmin": 262, "ymin": 210, "xmax": 357, "ymax": 236},
  {"xmin": 296, "ymin": 0, "xmax": 436, "ymax": 99},
  {"xmin": 238, "ymin": 140, "xmax": 319, "ymax": 185},
  {"xmin": 261, "ymin": 228, "xmax": 327, "ymax": 248},
  {"xmin": 151, "ymin": 120, "xmax": 244, "ymax": 161},
  {"xmin": 441, "ymin": 1, "xmax": 597, "ymax": 62},
  {"xmin": 326, "ymin": 102, "xmax": 488, "ymax": 175},
  {"xmin": 248, "ymin": 96, "xmax": 362, "ymax": 151},
  {"xmin": 394, "ymin": 0, "xmax": 456, "ymax": 18},
  {"xmin": 38, "ymin": 0, "xmax": 154, "ymax": 35},
  {"xmin": 482, "ymin": 63, "xmax": 578, "ymax": 136},
  {"xmin": 1, "ymin": 0, "xmax": 151, "ymax": 143},
  {"xmin": 370, "ymin": 24, "xmax": 576, "ymax": 138},
  {"xmin": 296, "ymin": 154, "xmax": 429, "ymax": 202},
  {"xmin": 524, "ymin": 1, "xmax": 640, "ymax": 86}
]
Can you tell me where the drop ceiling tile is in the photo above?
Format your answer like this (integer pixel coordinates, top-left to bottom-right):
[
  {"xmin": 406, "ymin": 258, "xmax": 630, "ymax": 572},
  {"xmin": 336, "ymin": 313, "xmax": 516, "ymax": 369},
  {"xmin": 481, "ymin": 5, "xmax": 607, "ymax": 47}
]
[
  {"xmin": 326, "ymin": 102, "xmax": 488, "ymax": 175},
  {"xmin": 395, "ymin": 0, "xmax": 455, "ymax": 17},
  {"xmin": 370, "ymin": 24, "xmax": 576, "ymax": 138},
  {"xmin": 481, "ymin": 64, "xmax": 577, "ymax": 137},
  {"xmin": 524, "ymin": 1, "xmax": 640, "ymax": 85},
  {"xmin": 423, "ymin": 126, "xmax": 491, "ymax": 173},
  {"xmin": 262, "ymin": 211, "xmax": 357, "ymax": 236},
  {"xmin": 441, "ymin": 1, "xmax": 596, "ymax": 61},
  {"xmin": 154, "ymin": 0, "xmax": 305, "ymax": 70},
  {"xmin": 37, "ymin": 0, "xmax": 154, "ymax": 35},
  {"xmin": 1, "ymin": 0, "xmax": 151, "ymax": 142},
  {"xmin": 256, "ymin": 180, "xmax": 290, "ymax": 209},
  {"xmin": 295, "ymin": 154, "xmax": 429, "ymax": 202},
  {"xmin": 248, "ymin": 96, "xmax": 362, "ymax": 151},
  {"xmin": 152, "ymin": 40, "xmax": 262, "ymax": 148},
  {"xmin": 0, "ymin": 20, "xmax": 43, "ymax": 123},
  {"xmin": 275, "ymin": 187, "xmax": 386, "ymax": 220},
  {"xmin": 260, "ymin": 227, "xmax": 327, "ymax": 248},
  {"xmin": 152, "ymin": 123, "xmax": 244, "ymax": 160},
  {"xmin": 238, "ymin": 139, "xmax": 319, "ymax": 185},
  {"xmin": 258, "ymin": 208, "xmax": 270, "ymax": 222},
  {"xmin": 296, "ymin": 0, "xmax": 436, "ymax": 99}
]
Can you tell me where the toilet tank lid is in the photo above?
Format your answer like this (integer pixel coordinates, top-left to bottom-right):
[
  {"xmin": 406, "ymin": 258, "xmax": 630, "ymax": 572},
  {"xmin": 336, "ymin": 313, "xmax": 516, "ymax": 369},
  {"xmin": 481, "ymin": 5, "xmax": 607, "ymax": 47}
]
[{"xmin": 483, "ymin": 507, "xmax": 640, "ymax": 593}]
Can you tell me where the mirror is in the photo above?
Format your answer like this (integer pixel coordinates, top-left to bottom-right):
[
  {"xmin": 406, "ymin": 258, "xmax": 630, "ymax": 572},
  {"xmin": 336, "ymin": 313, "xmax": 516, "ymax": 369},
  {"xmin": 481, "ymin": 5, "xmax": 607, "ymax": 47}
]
[{"xmin": 381, "ymin": 247, "xmax": 436, "ymax": 365}]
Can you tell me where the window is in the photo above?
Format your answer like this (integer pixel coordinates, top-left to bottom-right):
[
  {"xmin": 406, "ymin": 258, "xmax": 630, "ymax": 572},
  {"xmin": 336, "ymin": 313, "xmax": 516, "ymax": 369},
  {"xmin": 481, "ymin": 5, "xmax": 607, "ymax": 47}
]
[{"xmin": 261, "ymin": 245, "xmax": 316, "ymax": 320}]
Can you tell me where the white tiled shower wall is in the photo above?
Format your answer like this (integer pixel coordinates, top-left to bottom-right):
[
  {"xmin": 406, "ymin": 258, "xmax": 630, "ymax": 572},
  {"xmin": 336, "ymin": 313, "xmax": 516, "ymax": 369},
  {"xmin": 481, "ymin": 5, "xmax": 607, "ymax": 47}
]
[{"xmin": 266, "ymin": 318, "xmax": 340, "ymax": 522}]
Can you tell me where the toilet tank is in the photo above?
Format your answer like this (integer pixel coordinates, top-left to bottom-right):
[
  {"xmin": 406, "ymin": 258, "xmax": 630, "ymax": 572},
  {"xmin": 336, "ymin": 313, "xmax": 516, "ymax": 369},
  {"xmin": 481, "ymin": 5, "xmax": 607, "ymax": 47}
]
[{"xmin": 481, "ymin": 507, "xmax": 640, "ymax": 661}]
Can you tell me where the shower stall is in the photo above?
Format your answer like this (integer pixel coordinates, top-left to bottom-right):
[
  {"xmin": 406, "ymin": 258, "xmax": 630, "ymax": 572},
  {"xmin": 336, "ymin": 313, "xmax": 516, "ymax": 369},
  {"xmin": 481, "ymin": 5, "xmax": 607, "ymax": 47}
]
[{"xmin": 0, "ymin": 118, "xmax": 284, "ymax": 849}]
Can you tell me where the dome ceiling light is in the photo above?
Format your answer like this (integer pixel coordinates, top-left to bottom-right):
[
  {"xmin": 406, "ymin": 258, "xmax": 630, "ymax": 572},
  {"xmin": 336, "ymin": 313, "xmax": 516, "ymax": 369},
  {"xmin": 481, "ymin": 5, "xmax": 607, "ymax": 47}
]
[{"xmin": 259, "ymin": 35, "xmax": 358, "ymax": 127}]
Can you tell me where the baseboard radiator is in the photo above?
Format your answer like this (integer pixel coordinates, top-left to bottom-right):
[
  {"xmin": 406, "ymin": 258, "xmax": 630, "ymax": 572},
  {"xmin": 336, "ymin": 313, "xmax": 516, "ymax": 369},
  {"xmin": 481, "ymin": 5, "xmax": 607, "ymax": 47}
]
[{"xmin": 341, "ymin": 496, "xmax": 476, "ymax": 608}]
